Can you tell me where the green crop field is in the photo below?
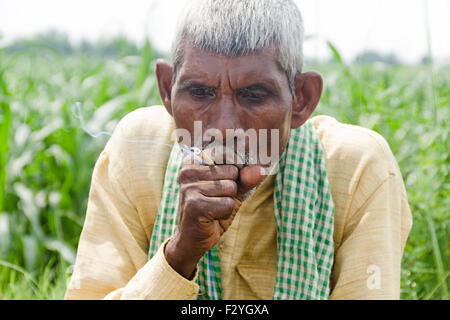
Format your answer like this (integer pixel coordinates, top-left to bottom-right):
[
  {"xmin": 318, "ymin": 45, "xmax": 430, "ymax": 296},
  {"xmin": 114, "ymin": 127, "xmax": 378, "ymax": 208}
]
[{"xmin": 0, "ymin": 38, "xmax": 448, "ymax": 299}]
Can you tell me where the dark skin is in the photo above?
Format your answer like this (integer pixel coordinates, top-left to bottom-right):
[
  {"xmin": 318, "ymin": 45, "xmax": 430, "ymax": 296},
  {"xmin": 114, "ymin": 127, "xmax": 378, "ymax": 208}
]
[{"xmin": 155, "ymin": 41, "xmax": 323, "ymax": 279}]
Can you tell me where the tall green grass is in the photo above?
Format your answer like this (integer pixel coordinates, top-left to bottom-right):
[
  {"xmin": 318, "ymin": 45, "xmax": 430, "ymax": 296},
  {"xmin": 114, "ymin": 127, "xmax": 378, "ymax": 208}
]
[{"xmin": 0, "ymin": 40, "xmax": 448, "ymax": 299}]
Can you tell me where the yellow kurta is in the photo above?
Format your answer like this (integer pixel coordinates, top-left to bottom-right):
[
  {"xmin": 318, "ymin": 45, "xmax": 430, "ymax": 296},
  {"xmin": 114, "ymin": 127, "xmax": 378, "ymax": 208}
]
[{"xmin": 64, "ymin": 106, "xmax": 412, "ymax": 300}]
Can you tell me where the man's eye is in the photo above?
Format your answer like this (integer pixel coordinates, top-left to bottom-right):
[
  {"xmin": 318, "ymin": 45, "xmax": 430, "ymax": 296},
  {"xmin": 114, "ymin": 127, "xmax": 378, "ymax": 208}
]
[
  {"xmin": 189, "ymin": 87, "xmax": 215, "ymax": 98},
  {"xmin": 240, "ymin": 88, "xmax": 266, "ymax": 101}
]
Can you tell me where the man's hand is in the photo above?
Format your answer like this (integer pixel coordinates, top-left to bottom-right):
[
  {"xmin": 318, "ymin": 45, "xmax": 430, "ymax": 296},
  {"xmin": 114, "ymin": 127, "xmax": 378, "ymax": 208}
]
[{"xmin": 164, "ymin": 154, "xmax": 265, "ymax": 279}]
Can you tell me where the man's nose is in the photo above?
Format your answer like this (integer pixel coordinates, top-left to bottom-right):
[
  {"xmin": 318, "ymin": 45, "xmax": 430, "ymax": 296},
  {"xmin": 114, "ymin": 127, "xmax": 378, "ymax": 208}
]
[{"xmin": 206, "ymin": 94, "xmax": 242, "ymax": 138}]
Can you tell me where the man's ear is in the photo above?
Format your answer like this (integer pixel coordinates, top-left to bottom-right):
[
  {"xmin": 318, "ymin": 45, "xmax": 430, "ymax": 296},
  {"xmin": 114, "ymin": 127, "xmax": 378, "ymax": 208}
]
[
  {"xmin": 291, "ymin": 71, "xmax": 323, "ymax": 129},
  {"xmin": 155, "ymin": 59, "xmax": 174, "ymax": 116}
]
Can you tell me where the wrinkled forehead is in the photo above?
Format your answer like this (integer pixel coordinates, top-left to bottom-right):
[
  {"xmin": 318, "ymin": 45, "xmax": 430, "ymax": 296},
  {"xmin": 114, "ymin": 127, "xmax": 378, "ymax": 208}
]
[{"xmin": 175, "ymin": 41, "xmax": 288, "ymax": 88}]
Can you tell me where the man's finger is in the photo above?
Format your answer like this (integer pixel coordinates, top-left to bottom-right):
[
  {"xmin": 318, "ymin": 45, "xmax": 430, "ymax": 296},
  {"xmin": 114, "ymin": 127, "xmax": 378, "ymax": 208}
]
[
  {"xmin": 236, "ymin": 165, "xmax": 267, "ymax": 201},
  {"xmin": 182, "ymin": 180, "xmax": 238, "ymax": 198},
  {"xmin": 195, "ymin": 195, "xmax": 236, "ymax": 221},
  {"xmin": 179, "ymin": 164, "xmax": 239, "ymax": 183}
]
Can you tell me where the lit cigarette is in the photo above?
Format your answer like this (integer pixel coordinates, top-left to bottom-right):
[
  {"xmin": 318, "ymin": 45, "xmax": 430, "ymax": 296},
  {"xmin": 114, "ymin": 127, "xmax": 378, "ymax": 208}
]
[
  {"xmin": 180, "ymin": 145, "xmax": 215, "ymax": 166},
  {"xmin": 198, "ymin": 150, "xmax": 215, "ymax": 166}
]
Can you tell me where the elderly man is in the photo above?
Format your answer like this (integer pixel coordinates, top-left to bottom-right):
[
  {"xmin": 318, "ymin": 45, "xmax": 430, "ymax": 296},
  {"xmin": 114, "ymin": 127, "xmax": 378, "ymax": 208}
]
[{"xmin": 65, "ymin": 0, "xmax": 412, "ymax": 300}]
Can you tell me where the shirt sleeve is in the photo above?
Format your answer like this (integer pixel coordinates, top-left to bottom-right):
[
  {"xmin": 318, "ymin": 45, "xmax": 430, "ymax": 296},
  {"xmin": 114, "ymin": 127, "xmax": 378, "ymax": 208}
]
[
  {"xmin": 64, "ymin": 150, "xmax": 199, "ymax": 300},
  {"xmin": 329, "ymin": 163, "xmax": 413, "ymax": 299}
]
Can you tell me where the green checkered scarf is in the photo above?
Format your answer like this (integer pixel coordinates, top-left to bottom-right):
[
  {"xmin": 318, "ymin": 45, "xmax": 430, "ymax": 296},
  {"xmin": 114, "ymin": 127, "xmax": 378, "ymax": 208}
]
[{"xmin": 148, "ymin": 120, "xmax": 335, "ymax": 300}]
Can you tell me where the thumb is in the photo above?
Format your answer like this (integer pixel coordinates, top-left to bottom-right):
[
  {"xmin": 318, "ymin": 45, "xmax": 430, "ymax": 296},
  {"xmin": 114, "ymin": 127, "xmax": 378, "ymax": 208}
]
[{"xmin": 236, "ymin": 165, "xmax": 266, "ymax": 201}]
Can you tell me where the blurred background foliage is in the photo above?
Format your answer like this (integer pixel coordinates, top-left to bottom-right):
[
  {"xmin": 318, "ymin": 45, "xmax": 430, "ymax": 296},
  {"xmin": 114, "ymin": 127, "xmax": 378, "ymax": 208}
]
[{"xmin": 0, "ymin": 31, "xmax": 448, "ymax": 299}]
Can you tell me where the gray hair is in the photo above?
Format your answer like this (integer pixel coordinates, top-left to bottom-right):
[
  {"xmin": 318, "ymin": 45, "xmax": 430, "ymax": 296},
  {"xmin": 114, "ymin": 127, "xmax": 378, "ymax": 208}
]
[{"xmin": 171, "ymin": 0, "xmax": 304, "ymax": 93}]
